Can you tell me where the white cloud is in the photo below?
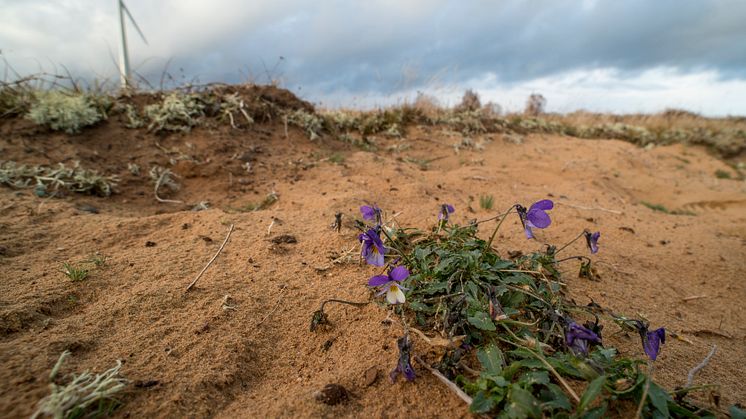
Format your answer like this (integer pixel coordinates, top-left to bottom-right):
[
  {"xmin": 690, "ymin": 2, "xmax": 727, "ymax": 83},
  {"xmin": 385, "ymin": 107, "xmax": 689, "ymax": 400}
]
[
  {"xmin": 308, "ymin": 67, "xmax": 746, "ymax": 116},
  {"xmin": 1, "ymin": 1, "xmax": 745, "ymax": 115}
]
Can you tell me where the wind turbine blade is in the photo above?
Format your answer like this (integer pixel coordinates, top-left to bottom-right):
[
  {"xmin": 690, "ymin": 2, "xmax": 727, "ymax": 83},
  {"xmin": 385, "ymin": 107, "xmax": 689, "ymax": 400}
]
[{"xmin": 121, "ymin": 1, "xmax": 148, "ymax": 45}]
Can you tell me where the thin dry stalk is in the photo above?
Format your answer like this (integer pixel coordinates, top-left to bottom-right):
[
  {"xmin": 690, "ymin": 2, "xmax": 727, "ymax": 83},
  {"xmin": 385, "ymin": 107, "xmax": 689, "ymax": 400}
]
[
  {"xmin": 635, "ymin": 362, "xmax": 654, "ymax": 419},
  {"xmin": 186, "ymin": 224, "xmax": 235, "ymax": 291},
  {"xmin": 686, "ymin": 345, "xmax": 717, "ymax": 387},
  {"xmin": 154, "ymin": 170, "xmax": 183, "ymax": 204},
  {"xmin": 255, "ymin": 285, "xmax": 287, "ymax": 327},
  {"xmin": 414, "ymin": 355, "xmax": 473, "ymax": 406}
]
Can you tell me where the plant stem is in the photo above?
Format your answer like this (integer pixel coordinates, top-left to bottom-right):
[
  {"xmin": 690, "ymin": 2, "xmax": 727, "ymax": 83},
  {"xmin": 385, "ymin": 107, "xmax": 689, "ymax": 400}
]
[
  {"xmin": 554, "ymin": 231, "xmax": 587, "ymax": 255},
  {"xmin": 319, "ymin": 298, "xmax": 369, "ymax": 312},
  {"xmin": 635, "ymin": 361, "xmax": 654, "ymax": 419},
  {"xmin": 485, "ymin": 205, "xmax": 517, "ymax": 251},
  {"xmin": 379, "ymin": 226, "xmax": 416, "ymax": 269},
  {"xmin": 554, "ymin": 255, "xmax": 591, "ymax": 265},
  {"xmin": 499, "ymin": 325, "xmax": 580, "ymax": 404}
]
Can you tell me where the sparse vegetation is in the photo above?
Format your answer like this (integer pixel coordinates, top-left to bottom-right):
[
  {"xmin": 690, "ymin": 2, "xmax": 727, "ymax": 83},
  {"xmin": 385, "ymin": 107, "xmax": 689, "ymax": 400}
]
[
  {"xmin": 479, "ymin": 194, "xmax": 494, "ymax": 210},
  {"xmin": 0, "ymin": 161, "xmax": 118, "ymax": 197},
  {"xmin": 524, "ymin": 93, "xmax": 547, "ymax": 116},
  {"xmin": 219, "ymin": 92, "xmax": 254, "ymax": 128},
  {"xmin": 149, "ymin": 166, "xmax": 182, "ymax": 203},
  {"xmin": 0, "ymin": 78, "xmax": 36, "ymax": 117},
  {"xmin": 32, "ymin": 351, "xmax": 127, "ymax": 419},
  {"xmin": 455, "ymin": 89, "xmax": 481, "ymax": 112},
  {"xmin": 328, "ymin": 153, "xmax": 345, "ymax": 164},
  {"xmin": 715, "ymin": 169, "xmax": 732, "ymax": 179},
  {"xmin": 120, "ymin": 103, "xmax": 145, "ymax": 128},
  {"xmin": 288, "ymin": 109, "xmax": 324, "ymax": 140},
  {"xmin": 85, "ymin": 253, "xmax": 107, "ymax": 268},
  {"xmin": 144, "ymin": 92, "xmax": 204, "ymax": 133},
  {"xmin": 27, "ymin": 91, "xmax": 107, "ymax": 133},
  {"xmin": 61, "ymin": 262, "xmax": 88, "ymax": 281},
  {"xmin": 232, "ymin": 191, "xmax": 279, "ymax": 212},
  {"xmin": 640, "ymin": 201, "xmax": 696, "ymax": 216},
  {"xmin": 0, "ymin": 80, "xmax": 742, "ymax": 159}
]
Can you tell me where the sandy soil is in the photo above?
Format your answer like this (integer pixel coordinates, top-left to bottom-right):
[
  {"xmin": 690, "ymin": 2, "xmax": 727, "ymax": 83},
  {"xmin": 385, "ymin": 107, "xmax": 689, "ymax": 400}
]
[{"xmin": 1, "ymin": 98, "xmax": 745, "ymax": 418}]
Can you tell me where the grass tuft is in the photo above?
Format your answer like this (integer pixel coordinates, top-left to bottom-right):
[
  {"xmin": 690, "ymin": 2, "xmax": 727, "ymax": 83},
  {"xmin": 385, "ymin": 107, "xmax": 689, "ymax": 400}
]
[
  {"xmin": 61, "ymin": 262, "xmax": 88, "ymax": 282},
  {"xmin": 715, "ymin": 169, "xmax": 732, "ymax": 179},
  {"xmin": 479, "ymin": 195, "xmax": 494, "ymax": 210}
]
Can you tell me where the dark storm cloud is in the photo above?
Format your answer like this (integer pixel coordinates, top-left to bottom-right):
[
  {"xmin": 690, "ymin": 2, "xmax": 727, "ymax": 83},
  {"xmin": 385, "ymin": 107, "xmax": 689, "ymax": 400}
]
[{"xmin": 2, "ymin": 0, "xmax": 746, "ymax": 108}]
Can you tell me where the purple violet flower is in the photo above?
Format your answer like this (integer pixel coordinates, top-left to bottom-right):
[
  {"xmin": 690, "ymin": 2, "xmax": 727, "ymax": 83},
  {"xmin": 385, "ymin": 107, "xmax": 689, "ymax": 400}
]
[
  {"xmin": 584, "ymin": 231, "xmax": 601, "ymax": 254},
  {"xmin": 636, "ymin": 322, "xmax": 666, "ymax": 361},
  {"xmin": 360, "ymin": 204, "xmax": 383, "ymax": 225},
  {"xmin": 359, "ymin": 228, "xmax": 386, "ymax": 266},
  {"xmin": 368, "ymin": 265, "xmax": 409, "ymax": 304},
  {"xmin": 565, "ymin": 321, "xmax": 602, "ymax": 356},
  {"xmin": 438, "ymin": 204, "xmax": 455, "ymax": 221},
  {"xmin": 390, "ymin": 335, "xmax": 415, "ymax": 382},
  {"xmin": 516, "ymin": 199, "xmax": 554, "ymax": 239}
]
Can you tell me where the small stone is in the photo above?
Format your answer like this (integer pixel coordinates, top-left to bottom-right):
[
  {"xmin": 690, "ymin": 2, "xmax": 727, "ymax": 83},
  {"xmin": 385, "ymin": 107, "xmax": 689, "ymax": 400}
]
[
  {"xmin": 270, "ymin": 234, "xmax": 297, "ymax": 244},
  {"xmin": 314, "ymin": 383, "xmax": 350, "ymax": 405},
  {"xmin": 145, "ymin": 241, "xmax": 156, "ymax": 247},
  {"xmin": 76, "ymin": 204, "xmax": 99, "ymax": 214},
  {"xmin": 364, "ymin": 367, "xmax": 378, "ymax": 387}
]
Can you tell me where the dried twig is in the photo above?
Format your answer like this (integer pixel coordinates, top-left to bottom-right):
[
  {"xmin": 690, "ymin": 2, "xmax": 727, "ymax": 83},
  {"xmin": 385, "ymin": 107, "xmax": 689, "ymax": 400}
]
[
  {"xmin": 557, "ymin": 201, "xmax": 622, "ymax": 215},
  {"xmin": 682, "ymin": 295, "xmax": 707, "ymax": 302},
  {"xmin": 414, "ymin": 355, "xmax": 473, "ymax": 406},
  {"xmin": 154, "ymin": 170, "xmax": 183, "ymax": 204},
  {"xmin": 186, "ymin": 224, "xmax": 234, "ymax": 291},
  {"xmin": 267, "ymin": 218, "xmax": 275, "ymax": 236},
  {"xmin": 686, "ymin": 345, "xmax": 717, "ymax": 387},
  {"xmin": 255, "ymin": 285, "xmax": 287, "ymax": 327}
]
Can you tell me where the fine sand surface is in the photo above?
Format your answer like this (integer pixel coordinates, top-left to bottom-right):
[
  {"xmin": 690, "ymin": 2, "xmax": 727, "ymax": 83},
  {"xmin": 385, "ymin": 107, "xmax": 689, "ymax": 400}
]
[{"xmin": 1, "ymin": 109, "xmax": 745, "ymax": 417}]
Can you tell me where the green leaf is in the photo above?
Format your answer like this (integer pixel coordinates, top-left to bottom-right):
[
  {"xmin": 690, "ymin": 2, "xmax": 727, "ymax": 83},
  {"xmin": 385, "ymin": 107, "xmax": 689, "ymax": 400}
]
[
  {"xmin": 518, "ymin": 370, "xmax": 550, "ymax": 388},
  {"xmin": 506, "ymin": 386, "xmax": 542, "ymax": 419},
  {"xmin": 477, "ymin": 344, "xmax": 504, "ymax": 375},
  {"xmin": 669, "ymin": 402, "xmax": 715, "ymax": 418},
  {"xmin": 468, "ymin": 312, "xmax": 496, "ymax": 331},
  {"xmin": 578, "ymin": 375, "xmax": 606, "ymax": 413},
  {"xmin": 469, "ymin": 390, "xmax": 496, "ymax": 414},
  {"xmin": 407, "ymin": 300, "xmax": 434, "ymax": 313},
  {"xmin": 503, "ymin": 273, "xmax": 534, "ymax": 285},
  {"xmin": 465, "ymin": 281, "xmax": 481, "ymax": 300},
  {"xmin": 482, "ymin": 373, "xmax": 508, "ymax": 387},
  {"xmin": 646, "ymin": 381, "xmax": 670, "ymax": 418},
  {"xmin": 539, "ymin": 383, "xmax": 572, "ymax": 412},
  {"xmin": 501, "ymin": 290, "xmax": 526, "ymax": 307},
  {"xmin": 421, "ymin": 281, "xmax": 448, "ymax": 295},
  {"xmin": 491, "ymin": 260, "xmax": 514, "ymax": 270},
  {"xmin": 581, "ymin": 404, "xmax": 608, "ymax": 419},
  {"xmin": 729, "ymin": 405, "xmax": 746, "ymax": 419}
]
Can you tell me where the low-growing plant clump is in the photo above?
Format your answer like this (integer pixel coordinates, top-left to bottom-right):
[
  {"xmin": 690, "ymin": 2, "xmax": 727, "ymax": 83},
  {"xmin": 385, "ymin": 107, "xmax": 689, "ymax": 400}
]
[
  {"xmin": 312, "ymin": 201, "xmax": 734, "ymax": 417},
  {"xmin": 3, "ymin": 79, "xmax": 744, "ymax": 159},
  {"xmin": 144, "ymin": 92, "xmax": 205, "ymax": 133},
  {"xmin": 26, "ymin": 91, "xmax": 109, "ymax": 134},
  {"xmin": 32, "ymin": 351, "xmax": 127, "ymax": 419},
  {"xmin": 0, "ymin": 161, "xmax": 118, "ymax": 197}
]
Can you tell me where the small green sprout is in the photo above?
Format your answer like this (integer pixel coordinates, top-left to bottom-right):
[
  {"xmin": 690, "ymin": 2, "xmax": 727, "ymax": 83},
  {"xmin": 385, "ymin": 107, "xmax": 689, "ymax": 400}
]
[
  {"xmin": 479, "ymin": 194, "xmax": 494, "ymax": 210},
  {"xmin": 61, "ymin": 263, "xmax": 88, "ymax": 281},
  {"xmin": 715, "ymin": 169, "xmax": 731, "ymax": 179}
]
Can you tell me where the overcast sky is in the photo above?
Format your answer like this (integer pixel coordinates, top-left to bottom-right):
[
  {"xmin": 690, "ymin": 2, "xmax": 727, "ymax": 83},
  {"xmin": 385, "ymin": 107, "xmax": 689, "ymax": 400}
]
[{"xmin": 2, "ymin": 0, "xmax": 746, "ymax": 115}]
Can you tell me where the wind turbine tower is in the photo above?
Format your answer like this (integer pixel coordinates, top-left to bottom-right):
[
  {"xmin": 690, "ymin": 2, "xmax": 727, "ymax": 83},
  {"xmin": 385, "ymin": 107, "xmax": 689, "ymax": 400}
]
[{"xmin": 116, "ymin": 0, "xmax": 147, "ymax": 89}]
